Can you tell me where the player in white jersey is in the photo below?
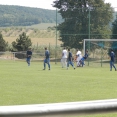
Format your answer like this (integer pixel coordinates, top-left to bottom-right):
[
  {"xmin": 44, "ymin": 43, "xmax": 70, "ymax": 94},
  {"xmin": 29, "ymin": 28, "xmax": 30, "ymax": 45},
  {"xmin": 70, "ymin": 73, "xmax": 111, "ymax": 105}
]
[
  {"xmin": 61, "ymin": 47, "xmax": 67, "ymax": 68},
  {"xmin": 76, "ymin": 49, "xmax": 82, "ymax": 67}
]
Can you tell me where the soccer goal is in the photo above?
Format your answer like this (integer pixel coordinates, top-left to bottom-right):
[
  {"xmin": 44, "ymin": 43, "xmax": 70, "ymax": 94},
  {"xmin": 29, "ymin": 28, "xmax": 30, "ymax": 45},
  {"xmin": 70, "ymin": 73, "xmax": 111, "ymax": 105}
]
[{"xmin": 83, "ymin": 39, "xmax": 117, "ymax": 67}]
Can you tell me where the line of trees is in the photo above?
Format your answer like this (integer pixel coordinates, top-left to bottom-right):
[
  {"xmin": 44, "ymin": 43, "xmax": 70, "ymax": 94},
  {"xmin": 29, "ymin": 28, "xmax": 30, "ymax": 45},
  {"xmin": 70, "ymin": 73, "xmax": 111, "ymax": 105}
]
[
  {"xmin": 0, "ymin": 5, "xmax": 62, "ymax": 27},
  {"xmin": 53, "ymin": 0, "xmax": 116, "ymax": 49},
  {"xmin": 0, "ymin": 0, "xmax": 117, "ymax": 53}
]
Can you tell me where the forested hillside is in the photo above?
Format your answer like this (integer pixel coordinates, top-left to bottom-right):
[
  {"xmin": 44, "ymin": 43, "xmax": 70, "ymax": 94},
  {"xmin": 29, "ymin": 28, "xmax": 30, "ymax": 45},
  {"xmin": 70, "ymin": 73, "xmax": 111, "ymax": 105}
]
[{"xmin": 0, "ymin": 5, "xmax": 62, "ymax": 27}]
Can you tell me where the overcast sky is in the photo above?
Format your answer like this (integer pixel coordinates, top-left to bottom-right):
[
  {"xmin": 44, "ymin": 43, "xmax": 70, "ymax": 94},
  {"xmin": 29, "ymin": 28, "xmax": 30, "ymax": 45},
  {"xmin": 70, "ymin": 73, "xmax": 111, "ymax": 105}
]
[{"xmin": 0, "ymin": 0, "xmax": 116, "ymax": 10}]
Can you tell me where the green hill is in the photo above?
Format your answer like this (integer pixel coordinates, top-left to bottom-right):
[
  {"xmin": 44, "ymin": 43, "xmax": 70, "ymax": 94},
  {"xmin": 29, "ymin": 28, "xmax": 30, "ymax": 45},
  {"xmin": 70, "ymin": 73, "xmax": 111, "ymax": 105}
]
[{"xmin": 0, "ymin": 5, "xmax": 62, "ymax": 27}]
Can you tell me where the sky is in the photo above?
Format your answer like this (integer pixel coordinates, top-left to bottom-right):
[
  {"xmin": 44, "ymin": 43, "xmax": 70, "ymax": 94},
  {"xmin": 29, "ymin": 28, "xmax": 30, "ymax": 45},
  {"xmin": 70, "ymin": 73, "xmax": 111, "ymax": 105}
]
[
  {"xmin": 0, "ymin": 0, "xmax": 56, "ymax": 10},
  {"xmin": 0, "ymin": 0, "xmax": 116, "ymax": 10}
]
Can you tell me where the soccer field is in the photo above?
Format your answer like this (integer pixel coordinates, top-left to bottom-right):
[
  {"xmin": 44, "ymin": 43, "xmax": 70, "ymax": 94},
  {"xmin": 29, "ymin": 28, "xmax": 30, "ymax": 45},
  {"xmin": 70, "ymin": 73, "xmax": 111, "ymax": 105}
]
[{"xmin": 0, "ymin": 60, "xmax": 117, "ymax": 117}]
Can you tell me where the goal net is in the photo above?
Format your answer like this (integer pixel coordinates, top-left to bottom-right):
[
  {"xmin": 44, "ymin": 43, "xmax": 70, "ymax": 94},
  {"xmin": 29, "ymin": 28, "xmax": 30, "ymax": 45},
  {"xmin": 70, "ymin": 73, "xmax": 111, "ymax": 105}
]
[{"xmin": 83, "ymin": 39, "xmax": 117, "ymax": 67}]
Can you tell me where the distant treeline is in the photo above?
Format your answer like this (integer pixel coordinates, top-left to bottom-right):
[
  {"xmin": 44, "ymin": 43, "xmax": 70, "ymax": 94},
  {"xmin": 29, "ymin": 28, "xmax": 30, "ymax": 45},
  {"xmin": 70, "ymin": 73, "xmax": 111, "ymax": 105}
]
[{"xmin": 0, "ymin": 5, "xmax": 62, "ymax": 27}]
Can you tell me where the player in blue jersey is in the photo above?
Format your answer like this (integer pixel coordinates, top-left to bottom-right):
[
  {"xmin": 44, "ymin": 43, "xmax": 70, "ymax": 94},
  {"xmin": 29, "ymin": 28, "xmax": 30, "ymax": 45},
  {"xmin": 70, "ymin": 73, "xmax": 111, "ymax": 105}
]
[
  {"xmin": 43, "ymin": 47, "xmax": 50, "ymax": 70},
  {"xmin": 26, "ymin": 47, "xmax": 32, "ymax": 66},
  {"xmin": 110, "ymin": 49, "xmax": 116, "ymax": 71},
  {"xmin": 67, "ymin": 49, "xmax": 75, "ymax": 69},
  {"xmin": 79, "ymin": 50, "xmax": 88, "ymax": 67}
]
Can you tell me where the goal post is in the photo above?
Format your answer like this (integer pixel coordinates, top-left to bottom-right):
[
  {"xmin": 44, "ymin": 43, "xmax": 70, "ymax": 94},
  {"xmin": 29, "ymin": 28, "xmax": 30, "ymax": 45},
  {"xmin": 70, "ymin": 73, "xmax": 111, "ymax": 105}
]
[{"xmin": 83, "ymin": 39, "xmax": 117, "ymax": 67}]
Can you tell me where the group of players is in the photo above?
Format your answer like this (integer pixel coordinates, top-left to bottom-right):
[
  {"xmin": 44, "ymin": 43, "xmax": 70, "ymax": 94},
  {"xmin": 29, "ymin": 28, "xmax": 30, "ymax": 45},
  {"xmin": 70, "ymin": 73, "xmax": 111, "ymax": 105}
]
[
  {"xmin": 26, "ymin": 47, "xmax": 88, "ymax": 70},
  {"xmin": 26, "ymin": 47, "xmax": 117, "ymax": 71},
  {"xmin": 61, "ymin": 47, "xmax": 88, "ymax": 70}
]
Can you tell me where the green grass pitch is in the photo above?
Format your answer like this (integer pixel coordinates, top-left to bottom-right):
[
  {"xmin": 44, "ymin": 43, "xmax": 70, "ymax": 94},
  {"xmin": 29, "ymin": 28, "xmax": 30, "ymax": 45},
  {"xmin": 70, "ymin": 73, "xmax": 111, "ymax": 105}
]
[{"xmin": 0, "ymin": 60, "xmax": 117, "ymax": 117}]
